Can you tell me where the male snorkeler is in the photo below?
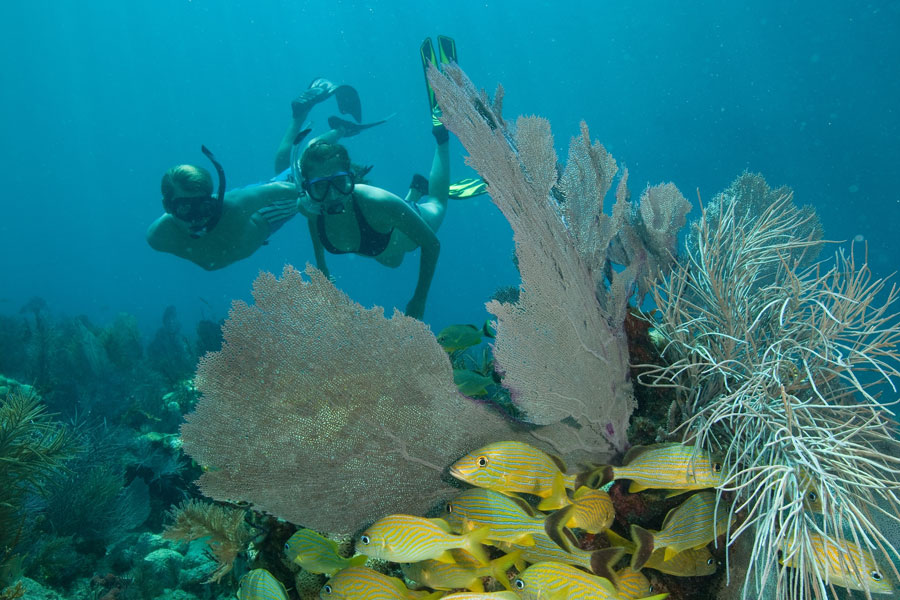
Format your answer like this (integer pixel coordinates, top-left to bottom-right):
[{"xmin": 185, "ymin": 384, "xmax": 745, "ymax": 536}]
[
  {"xmin": 147, "ymin": 79, "xmax": 380, "ymax": 271},
  {"xmin": 294, "ymin": 36, "xmax": 462, "ymax": 319}
]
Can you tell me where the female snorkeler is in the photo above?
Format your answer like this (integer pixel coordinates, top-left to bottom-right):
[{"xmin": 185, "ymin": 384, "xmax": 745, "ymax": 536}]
[
  {"xmin": 294, "ymin": 36, "xmax": 462, "ymax": 320},
  {"xmin": 292, "ymin": 36, "xmax": 464, "ymax": 319}
]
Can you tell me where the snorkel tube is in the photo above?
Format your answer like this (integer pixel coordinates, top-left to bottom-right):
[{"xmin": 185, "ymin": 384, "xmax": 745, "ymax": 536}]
[
  {"xmin": 182, "ymin": 145, "xmax": 227, "ymax": 237},
  {"xmin": 290, "ymin": 129, "xmax": 322, "ymax": 214}
]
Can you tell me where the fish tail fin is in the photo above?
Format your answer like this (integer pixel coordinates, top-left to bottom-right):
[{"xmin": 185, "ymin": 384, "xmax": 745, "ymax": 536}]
[
  {"xmin": 537, "ymin": 472, "xmax": 569, "ymax": 511},
  {"xmin": 590, "ymin": 546, "xmax": 625, "ymax": 583},
  {"xmin": 630, "ymin": 524, "xmax": 655, "ymax": 571},
  {"xmin": 544, "ymin": 504, "xmax": 577, "ymax": 552},
  {"xmin": 491, "ymin": 549, "xmax": 521, "ymax": 590},
  {"xmin": 464, "ymin": 526, "xmax": 491, "ymax": 565},
  {"xmin": 575, "ymin": 464, "xmax": 614, "ymax": 489}
]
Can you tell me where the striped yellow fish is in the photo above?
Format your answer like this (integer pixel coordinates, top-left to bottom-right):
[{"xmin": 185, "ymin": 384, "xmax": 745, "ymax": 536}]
[
  {"xmin": 440, "ymin": 593, "xmax": 521, "ymax": 600},
  {"xmin": 606, "ymin": 529, "xmax": 716, "ymax": 577},
  {"xmin": 583, "ymin": 443, "xmax": 724, "ymax": 495},
  {"xmin": 237, "ymin": 569, "xmax": 288, "ymax": 600},
  {"xmin": 498, "ymin": 533, "xmax": 623, "ymax": 584},
  {"xmin": 401, "ymin": 549, "xmax": 520, "ymax": 592},
  {"xmin": 614, "ymin": 566, "xmax": 653, "ymax": 600},
  {"xmin": 284, "ymin": 528, "xmax": 367, "ymax": 575},
  {"xmin": 439, "ymin": 593, "xmax": 521, "ymax": 600},
  {"xmin": 320, "ymin": 566, "xmax": 442, "ymax": 599},
  {"xmin": 444, "ymin": 488, "xmax": 567, "ymax": 549},
  {"xmin": 630, "ymin": 491, "xmax": 731, "ymax": 570},
  {"xmin": 560, "ymin": 486, "xmax": 615, "ymax": 533},
  {"xmin": 781, "ymin": 532, "xmax": 895, "ymax": 595},
  {"xmin": 357, "ymin": 514, "xmax": 490, "ymax": 564},
  {"xmin": 513, "ymin": 561, "xmax": 668, "ymax": 600},
  {"xmin": 450, "ymin": 441, "xmax": 575, "ymax": 510}
]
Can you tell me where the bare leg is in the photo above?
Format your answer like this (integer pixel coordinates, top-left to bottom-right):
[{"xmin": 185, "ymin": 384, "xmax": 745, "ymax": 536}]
[{"xmin": 416, "ymin": 140, "xmax": 450, "ymax": 232}]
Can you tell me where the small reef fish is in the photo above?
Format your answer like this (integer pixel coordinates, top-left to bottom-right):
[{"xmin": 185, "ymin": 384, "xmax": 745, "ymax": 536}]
[
  {"xmin": 583, "ymin": 443, "xmax": 724, "ymax": 495},
  {"xmin": 499, "ymin": 532, "xmax": 623, "ymax": 583},
  {"xmin": 358, "ymin": 514, "xmax": 490, "ymax": 564},
  {"xmin": 401, "ymin": 549, "xmax": 521, "ymax": 592},
  {"xmin": 558, "ymin": 486, "xmax": 615, "ymax": 534},
  {"xmin": 444, "ymin": 488, "xmax": 566, "ymax": 549},
  {"xmin": 630, "ymin": 491, "xmax": 732, "ymax": 571},
  {"xmin": 453, "ymin": 368, "xmax": 496, "ymax": 397},
  {"xmin": 320, "ymin": 566, "xmax": 442, "ymax": 600},
  {"xmin": 284, "ymin": 528, "xmax": 367, "ymax": 575},
  {"xmin": 606, "ymin": 529, "xmax": 716, "ymax": 577},
  {"xmin": 450, "ymin": 441, "xmax": 575, "ymax": 510},
  {"xmin": 237, "ymin": 569, "xmax": 288, "ymax": 600},
  {"xmin": 614, "ymin": 566, "xmax": 653, "ymax": 600},
  {"xmin": 437, "ymin": 321, "xmax": 494, "ymax": 352},
  {"xmin": 781, "ymin": 532, "xmax": 895, "ymax": 595},
  {"xmin": 439, "ymin": 593, "xmax": 521, "ymax": 600},
  {"xmin": 513, "ymin": 561, "xmax": 669, "ymax": 600}
]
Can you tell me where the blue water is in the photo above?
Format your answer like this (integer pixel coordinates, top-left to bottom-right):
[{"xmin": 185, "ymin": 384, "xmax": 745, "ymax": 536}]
[{"xmin": 2, "ymin": 1, "xmax": 898, "ymax": 335}]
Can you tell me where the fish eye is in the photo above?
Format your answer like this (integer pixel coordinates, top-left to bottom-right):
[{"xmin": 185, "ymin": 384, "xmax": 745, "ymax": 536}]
[
  {"xmin": 284, "ymin": 542, "xmax": 290, "ymax": 550},
  {"xmin": 322, "ymin": 584, "xmax": 333, "ymax": 594},
  {"xmin": 649, "ymin": 585, "xmax": 654, "ymax": 592},
  {"xmin": 514, "ymin": 579, "xmax": 525, "ymax": 590},
  {"xmin": 477, "ymin": 455, "xmax": 488, "ymax": 468},
  {"xmin": 446, "ymin": 503, "xmax": 453, "ymax": 513},
  {"xmin": 360, "ymin": 535, "xmax": 370, "ymax": 545},
  {"xmin": 707, "ymin": 558, "xmax": 714, "ymax": 565},
  {"xmin": 871, "ymin": 570, "xmax": 883, "ymax": 581},
  {"xmin": 713, "ymin": 462, "xmax": 722, "ymax": 473},
  {"xmin": 807, "ymin": 491, "xmax": 818, "ymax": 502}
]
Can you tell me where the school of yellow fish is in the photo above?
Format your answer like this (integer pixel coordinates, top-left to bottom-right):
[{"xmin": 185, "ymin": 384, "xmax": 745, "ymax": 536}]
[{"xmin": 236, "ymin": 441, "xmax": 895, "ymax": 599}]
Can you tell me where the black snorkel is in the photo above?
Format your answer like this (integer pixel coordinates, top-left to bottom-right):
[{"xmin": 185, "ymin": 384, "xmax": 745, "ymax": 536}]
[{"xmin": 188, "ymin": 145, "xmax": 226, "ymax": 238}]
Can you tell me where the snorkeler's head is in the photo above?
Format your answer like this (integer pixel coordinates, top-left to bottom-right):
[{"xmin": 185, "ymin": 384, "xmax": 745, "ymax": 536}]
[
  {"xmin": 299, "ymin": 141, "xmax": 354, "ymax": 215},
  {"xmin": 161, "ymin": 164, "xmax": 221, "ymax": 235}
]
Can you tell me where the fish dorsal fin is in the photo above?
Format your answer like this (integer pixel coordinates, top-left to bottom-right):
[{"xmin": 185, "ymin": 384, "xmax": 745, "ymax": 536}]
[
  {"xmin": 664, "ymin": 546, "xmax": 679, "ymax": 561},
  {"xmin": 573, "ymin": 485, "xmax": 592, "ymax": 501},
  {"xmin": 660, "ymin": 503, "xmax": 681, "ymax": 530},
  {"xmin": 622, "ymin": 444, "xmax": 653, "ymax": 466},
  {"xmin": 548, "ymin": 452, "xmax": 567, "ymax": 473},
  {"xmin": 429, "ymin": 517, "xmax": 453, "ymax": 533},
  {"xmin": 508, "ymin": 493, "xmax": 540, "ymax": 518}
]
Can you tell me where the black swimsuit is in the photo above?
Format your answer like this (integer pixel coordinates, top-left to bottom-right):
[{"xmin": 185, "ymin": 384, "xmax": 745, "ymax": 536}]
[{"xmin": 317, "ymin": 198, "xmax": 393, "ymax": 257}]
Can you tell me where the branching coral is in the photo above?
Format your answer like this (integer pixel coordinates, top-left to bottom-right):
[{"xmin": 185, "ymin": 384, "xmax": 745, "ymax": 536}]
[
  {"xmin": 162, "ymin": 498, "xmax": 255, "ymax": 583},
  {"xmin": 641, "ymin": 175, "xmax": 900, "ymax": 599}
]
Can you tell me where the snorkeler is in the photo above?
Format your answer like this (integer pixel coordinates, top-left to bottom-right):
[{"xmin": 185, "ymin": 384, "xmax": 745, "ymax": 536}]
[
  {"xmin": 146, "ymin": 79, "xmax": 384, "ymax": 271},
  {"xmin": 295, "ymin": 36, "xmax": 463, "ymax": 320}
]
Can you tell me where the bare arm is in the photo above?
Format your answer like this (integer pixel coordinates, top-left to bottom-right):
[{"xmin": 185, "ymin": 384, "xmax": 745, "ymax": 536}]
[
  {"xmin": 374, "ymin": 196, "xmax": 441, "ymax": 319},
  {"xmin": 233, "ymin": 182, "xmax": 299, "ymax": 219}
]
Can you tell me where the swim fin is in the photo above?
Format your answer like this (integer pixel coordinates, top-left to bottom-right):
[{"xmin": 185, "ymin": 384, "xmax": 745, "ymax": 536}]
[
  {"xmin": 327, "ymin": 113, "xmax": 394, "ymax": 137},
  {"xmin": 420, "ymin": 37, "xmax": 440, "ymax": 115},
  {"xmin": 449, "ymin": 177, "xmax": 487, "ymax": 199},
  {"xmin": 437, "ymin": 35, "xmax": 457, "ymax": 66}
]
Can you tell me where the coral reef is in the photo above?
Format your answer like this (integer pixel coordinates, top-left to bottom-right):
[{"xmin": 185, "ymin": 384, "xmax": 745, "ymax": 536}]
[{"xmin": 643, "ymin": 175, "xmax": 900, "ymax": 598}]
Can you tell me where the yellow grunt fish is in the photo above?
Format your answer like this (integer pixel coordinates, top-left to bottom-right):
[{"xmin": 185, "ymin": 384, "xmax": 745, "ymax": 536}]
[
  {"xmin": 606, "ymin": 529, "xmax": 716, "ymax": 577},
  {"xmin": 557, "ymin": 486, "xmax": 615, "ymax": 534},
  {"xmin": 630, "ymin": 491, "xmax": 731, "ymax": 570},
  {"xmin": 320, "ymin": 566, "xmax": 442, "ymax": 600},
  {"xmin": 444, "ymin": 488, "xmax": 567, "ymax": 549},
  {"xmin": 439, "ymin": 593, "xmax": 521, "ymax": 600},
  {"xmin": 437, "ymin": 321, "xmax": 493, "ymax": 352},
  {"xmin": 284, "ymin": 528, "xmax": 367, "ymax": 575},
  {"xmin": 237, "ymin": 569, "xmax": 288, "ymax": 600},
  {"xmin": 583, "ymin": 443, "xmax": 724, "ymax": 496},
  {"xmin": 781, "ymin": 532, "xmax": 895, "ymax": 595},
  {"xmin": 614, "ymin": 566, "xmax": 653, "ymax": 600},
  {"xmin": 450, "ymin": 441, "xmax": 575, "ymax": 510},
  {"xmin": 401, "ymin": 549, "xmax": 521, "ymax": 592},
  {"xmin": 513, "ymin": 561, "xmax": 669, "ymax": 600},
  {"xmin": 358, "ymin": 514, "xmax": 490, "ymax": 564}
]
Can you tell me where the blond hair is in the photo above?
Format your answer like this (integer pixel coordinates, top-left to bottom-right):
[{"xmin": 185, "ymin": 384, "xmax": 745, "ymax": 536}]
[{"xmin": 161, "ymin": 164, "xmax": 213, "ymax": 200}]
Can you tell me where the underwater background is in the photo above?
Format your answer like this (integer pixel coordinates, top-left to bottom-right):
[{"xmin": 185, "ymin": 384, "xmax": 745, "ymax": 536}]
[{"xmin": 2, "ymin": 1, "xmax": 900, "ymax": 600}]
